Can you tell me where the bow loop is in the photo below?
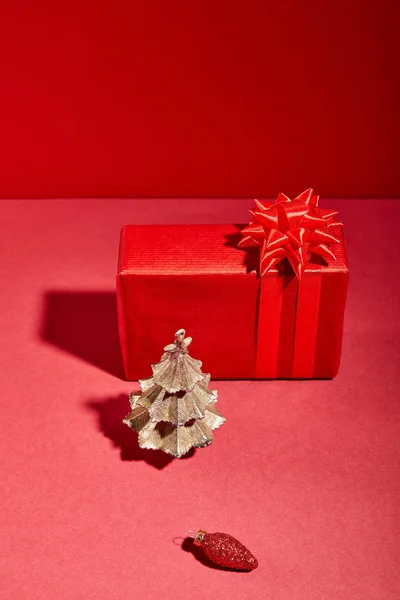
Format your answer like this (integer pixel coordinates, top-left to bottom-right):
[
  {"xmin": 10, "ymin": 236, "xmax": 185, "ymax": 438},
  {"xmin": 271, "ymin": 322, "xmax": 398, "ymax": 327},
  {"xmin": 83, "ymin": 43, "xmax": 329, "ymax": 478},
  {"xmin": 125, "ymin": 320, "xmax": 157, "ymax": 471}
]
[
  {"xmin": 240, "ymin": 189, "xmax": 341, "ymax": 279},
  {"xmin": 265, "ymin": 228, "xmax": 289, "ymax": 251},
  {"xmin": 285, "ymin": 227, "xmax": 309, "ymax": 248}
]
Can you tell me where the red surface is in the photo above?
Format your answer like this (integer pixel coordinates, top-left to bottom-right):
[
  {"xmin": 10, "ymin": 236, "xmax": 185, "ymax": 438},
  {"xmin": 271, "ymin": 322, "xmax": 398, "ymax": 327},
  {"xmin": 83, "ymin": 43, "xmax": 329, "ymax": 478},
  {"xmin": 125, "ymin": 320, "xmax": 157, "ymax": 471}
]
[
  {"xmin": 117, "ymin": 223, "xmax": 348, "ymax": 379},
  {"xmin": 1, "ymin": 198, "xmax": 400, "ymax": 600},
  {"xmin": 0, "ymin": 1, "xmax": 399, "ymax": 198}
]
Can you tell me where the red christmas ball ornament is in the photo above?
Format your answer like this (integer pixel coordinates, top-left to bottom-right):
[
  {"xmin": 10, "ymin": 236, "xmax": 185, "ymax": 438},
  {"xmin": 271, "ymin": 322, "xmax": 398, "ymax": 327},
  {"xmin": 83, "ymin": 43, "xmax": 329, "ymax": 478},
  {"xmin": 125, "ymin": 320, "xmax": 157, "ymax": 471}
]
[{"xmin": 193, "ymin": 530, "xmax": 258, "ymax": 571}]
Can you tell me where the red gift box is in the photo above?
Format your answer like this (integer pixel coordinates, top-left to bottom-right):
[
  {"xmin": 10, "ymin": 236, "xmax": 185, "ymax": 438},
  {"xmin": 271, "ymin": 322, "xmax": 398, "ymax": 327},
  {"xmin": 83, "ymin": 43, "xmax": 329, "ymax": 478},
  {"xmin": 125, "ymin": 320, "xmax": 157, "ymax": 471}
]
[{"xmin": 117, "ymin": 193, "xmax": 349, "ymax": 379}]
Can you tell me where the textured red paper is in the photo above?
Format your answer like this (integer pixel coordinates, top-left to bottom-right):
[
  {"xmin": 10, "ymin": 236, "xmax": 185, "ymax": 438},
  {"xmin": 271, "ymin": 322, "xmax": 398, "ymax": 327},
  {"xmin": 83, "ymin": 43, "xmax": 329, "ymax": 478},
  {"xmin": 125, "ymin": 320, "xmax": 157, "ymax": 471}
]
[{"xmin": 117, "ymin": 224, "xmax": 348, "ymax": 379}]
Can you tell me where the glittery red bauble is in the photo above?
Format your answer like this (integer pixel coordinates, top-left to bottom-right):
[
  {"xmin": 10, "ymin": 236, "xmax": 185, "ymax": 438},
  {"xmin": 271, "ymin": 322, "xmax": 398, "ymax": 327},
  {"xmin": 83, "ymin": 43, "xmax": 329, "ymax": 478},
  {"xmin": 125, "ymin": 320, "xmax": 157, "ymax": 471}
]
[{"xmin": 199, "ymin": 532, "xmax": 258, "ymax": 571}]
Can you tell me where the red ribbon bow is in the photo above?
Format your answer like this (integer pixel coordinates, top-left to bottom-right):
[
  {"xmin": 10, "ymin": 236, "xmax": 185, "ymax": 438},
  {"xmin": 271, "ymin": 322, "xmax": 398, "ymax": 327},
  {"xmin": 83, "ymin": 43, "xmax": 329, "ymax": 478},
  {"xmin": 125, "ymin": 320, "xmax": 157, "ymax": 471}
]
[{"xmin": 239, "ymin": 189, "xmax": 341, "ymax": 279}]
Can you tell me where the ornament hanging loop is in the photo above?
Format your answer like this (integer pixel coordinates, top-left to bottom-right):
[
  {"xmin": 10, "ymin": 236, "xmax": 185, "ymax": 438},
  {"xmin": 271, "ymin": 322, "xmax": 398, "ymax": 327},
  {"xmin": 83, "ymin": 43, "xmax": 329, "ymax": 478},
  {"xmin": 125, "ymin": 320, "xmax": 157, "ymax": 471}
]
[{"xmin": 175, "ymin": 329, "xmax": 186, "ymax": 343}]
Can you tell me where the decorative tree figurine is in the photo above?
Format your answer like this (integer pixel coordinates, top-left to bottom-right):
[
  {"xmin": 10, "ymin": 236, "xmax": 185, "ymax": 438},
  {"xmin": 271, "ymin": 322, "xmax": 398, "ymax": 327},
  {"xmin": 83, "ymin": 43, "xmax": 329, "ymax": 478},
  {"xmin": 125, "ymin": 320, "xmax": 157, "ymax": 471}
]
[{"xmin": 123, "ymin": 329, "xmax": 225, "ymax": 458}]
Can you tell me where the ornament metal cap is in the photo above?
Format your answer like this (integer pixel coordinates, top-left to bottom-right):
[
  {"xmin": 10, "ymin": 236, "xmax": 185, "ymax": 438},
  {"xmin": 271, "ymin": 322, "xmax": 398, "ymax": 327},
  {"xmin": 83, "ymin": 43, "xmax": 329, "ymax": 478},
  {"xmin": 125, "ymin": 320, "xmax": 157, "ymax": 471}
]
[{"xmin": 194, "ymin": 530, "xmax": 206, "ymax": 546}]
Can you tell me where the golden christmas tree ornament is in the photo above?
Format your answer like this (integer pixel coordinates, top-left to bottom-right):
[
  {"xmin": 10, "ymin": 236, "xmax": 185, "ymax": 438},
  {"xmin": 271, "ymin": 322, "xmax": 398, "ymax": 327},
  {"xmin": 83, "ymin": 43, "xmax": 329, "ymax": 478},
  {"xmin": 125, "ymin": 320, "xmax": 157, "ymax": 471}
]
[{"xmin": 123, "ymin": 329, "xmax": 225, "ymax": 458}]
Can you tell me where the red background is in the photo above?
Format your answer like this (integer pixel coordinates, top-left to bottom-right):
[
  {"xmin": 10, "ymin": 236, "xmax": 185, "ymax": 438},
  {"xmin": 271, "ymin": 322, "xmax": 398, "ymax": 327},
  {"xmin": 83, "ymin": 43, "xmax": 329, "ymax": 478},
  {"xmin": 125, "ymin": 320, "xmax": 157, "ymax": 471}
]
[
  {"xmin": 1, "ymin": 198, "xmax": 399, "ymax": 599},
  {"xmin": 1, "ymin": 0, "xmax": 399, "ymax": 199}
]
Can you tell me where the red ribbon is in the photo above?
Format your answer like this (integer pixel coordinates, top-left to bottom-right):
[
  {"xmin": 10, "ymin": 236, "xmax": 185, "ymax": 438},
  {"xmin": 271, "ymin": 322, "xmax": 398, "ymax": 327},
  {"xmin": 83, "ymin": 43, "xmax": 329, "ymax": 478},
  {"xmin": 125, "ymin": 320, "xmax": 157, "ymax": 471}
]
[
  {"xmin": 239, "ymin": 188, "xmax": 341, "ymax": 279},
  {"xmin": 240, "ymin": 189, "xmax": 343, "ymax": 377}
]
